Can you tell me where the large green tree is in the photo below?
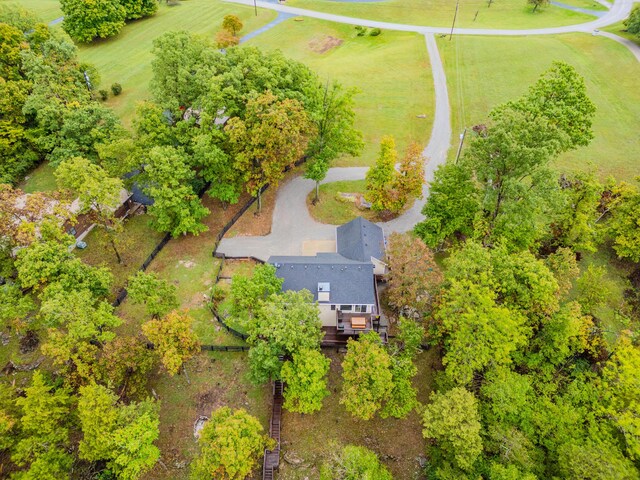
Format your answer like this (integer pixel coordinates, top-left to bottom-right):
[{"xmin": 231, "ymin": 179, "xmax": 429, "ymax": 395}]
[
  {"xmin": 143, "ymin": 146, "xmax": 209, "ymax": 237},
  {"xmin": 304, "ymin": 82, "xmax": 363, "ymax": 202},
  {"xmin": 191, "ymin": 407, "xmax": 273, "ymax": 480},
  {"xmin": 12, "ymin": 371, "xmax": 72, "ymax": 479},
  {"xmin": 226, "ymin": 91, "xmax": 315, "ymax": 212},
  {"xmin": 60, "ymin": 0, "xmax": 127, "ymax": 42},
  {"xmin": 281, "ymin": 348, "xmax": 330, "ymax": 414},
  {"xmin": 246, "ymin": 290, "xmax": 323, "ymax": 383},
  {"xmin": 77, "ymin": 383, "xmax": 160, "ymax": 479},
  {"xmin": 39, "ymin": 288, "xmax": 121, "ymax": 386},
  {"xmin": 436, "ymin": 280, "xmax": 528, "ymax": 385},
  {"xmin": 422, "ymin": 387, "xmax": 483, "ymax": 472},
  {"xmin": 119, "ymin": 0, "xmax": 157, "ymax": 20},
  {"xmin": 229, "ymin": 263, "xmax": 283, "ymax": 321},
  {"xmin": 416, "ymin": 62, "xmax": 595, "ymax": 251},
  {"xmin": 127, "ymin": 271, "xmax": 179, "ymax": 318},
  {"xmin": 340, "ymin": 331, "xmax": 393, "ymax": 420}
]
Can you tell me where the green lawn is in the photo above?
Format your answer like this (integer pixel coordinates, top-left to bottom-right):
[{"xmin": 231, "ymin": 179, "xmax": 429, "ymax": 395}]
[
  {"xmin": 559, "ymin": 0, "xmax": 608, "ymax": 11},
  {"xmin": 307, "ymin": 179, "xmax": 376, "ymax": 224},
  {"xmin": 75, "ymin": 1, "xmax": 277, "ymax": 125},
  {"xmin": 17, "ymin": 162, "xmax": 57, "ymax": 193},
  {"xmin": 287, "ymin": 0, "xmax": 595, "ymax": 29},
  {"xmin": 604, "ymin": 21, "xmax": 640, "ymax": 46},
  {"xmin": 439, "ymin": 33, "xmax": 640, "ymax": 180},
  {"xmin": 0, "ymin": 0, "xmax": 62, "ymax": 22},
  {"xmin": 246, "ymin": 18, "xmax": 433, "ymax": 166}
]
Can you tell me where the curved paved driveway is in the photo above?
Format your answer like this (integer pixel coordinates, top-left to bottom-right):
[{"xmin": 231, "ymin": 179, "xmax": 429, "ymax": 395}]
[
  {"xmin": 218, "ymin": 34, "xmax": 450, "ymax": 260},
  {"xmin": 218, "ymin": 0, "xmax": 638, "ymax": 260}
]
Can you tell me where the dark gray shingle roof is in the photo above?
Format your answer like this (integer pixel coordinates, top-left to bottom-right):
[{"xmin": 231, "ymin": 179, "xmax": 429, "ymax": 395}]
[
  {"xmin": 337, "ymin": 217, "xmax": 385, "ymax": 263},
  {"xmin": 267, "ymin": 254, "xmax": 376, "ymax": 305}
]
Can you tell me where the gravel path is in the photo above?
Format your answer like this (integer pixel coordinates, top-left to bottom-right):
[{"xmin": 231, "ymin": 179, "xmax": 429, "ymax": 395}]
[{"xmin": 215, "ymin": 0, "xmax": 638, "ymax": 259}]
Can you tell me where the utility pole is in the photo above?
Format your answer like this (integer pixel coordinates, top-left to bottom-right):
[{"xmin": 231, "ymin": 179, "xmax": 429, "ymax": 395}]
[
  {"xmin": 254, "ymin": 0, "xmax": 257, "ymax": 16},
  {"xmin": 454, "ymin": 128, "xmax": 467, "ymax": 164},
  {"xmin": 450, "ymin": 0, "xmax": 460, "ymax": 41}
]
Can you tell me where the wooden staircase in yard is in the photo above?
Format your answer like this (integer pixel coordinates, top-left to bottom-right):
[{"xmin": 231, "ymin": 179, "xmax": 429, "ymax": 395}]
[{"xmin": 263, "ymin": 380, "xmax": 283, "ymax": 480}]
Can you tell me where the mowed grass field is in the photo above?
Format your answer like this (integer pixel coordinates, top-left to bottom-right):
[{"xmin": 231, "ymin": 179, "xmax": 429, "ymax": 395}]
[
  {"xmin": 439, "ymin": 33, "xmax": 640, "ymax": 180},
  {"xmin": 74, "ymin": 1, "xmax": 277, "ymax": 125},
  {"xmin": 0, "ymin": 0, "xmax": 62, "ymax": 22},
  {"xmin": 246, "ymin": 18, "xmax": 434, "ymax": 166},
  {"xmin": 287, "ymin": 0, "xmax": 596, "ymax": 29}
]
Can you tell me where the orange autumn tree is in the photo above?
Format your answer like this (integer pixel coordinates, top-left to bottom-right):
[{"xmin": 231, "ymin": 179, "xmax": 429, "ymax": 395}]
[{"xmin": 386, "ymin": 232, "xmax": 443, "ymax": 317}]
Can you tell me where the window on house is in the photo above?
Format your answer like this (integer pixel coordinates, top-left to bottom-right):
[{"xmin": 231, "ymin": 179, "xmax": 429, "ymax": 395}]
[
  {"xmin": 340, "ymin": 305, "xmax": 352, "ymax": 311},
  {"xmin": 354, "ymin": 305, "xmax": 368, "ymax": 313},
  {"xmin": 331, "ymin": 305, "xmax": 336, "ymax": 311}
]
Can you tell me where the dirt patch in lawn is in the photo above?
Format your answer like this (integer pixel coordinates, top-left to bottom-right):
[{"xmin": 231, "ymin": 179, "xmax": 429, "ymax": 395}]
[
  {"xmin": 219, "ymin": 258, "xmax": 259, "ymax": 278},
  {"xmin": 309, "ymin": 35, "xmax": 343, "ymax": 54},
  {"xmin": 278, "ymin": 348, "xmax": 441, "ymax": 479}
]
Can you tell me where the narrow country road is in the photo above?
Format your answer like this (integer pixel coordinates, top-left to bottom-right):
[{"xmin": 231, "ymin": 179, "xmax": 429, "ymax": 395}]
[
  {"xmin": 225, "ymin": 0, "xmax": 634, "ymax": 35},
  {"xmin": 218, "ymin": 0, "xmax": 639, "ymax": 260}
]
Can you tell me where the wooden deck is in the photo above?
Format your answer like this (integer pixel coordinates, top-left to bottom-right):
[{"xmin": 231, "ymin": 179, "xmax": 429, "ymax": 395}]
[{"xmin": 321, "ymin": 326, "xmax": 387, "ymax": 346}]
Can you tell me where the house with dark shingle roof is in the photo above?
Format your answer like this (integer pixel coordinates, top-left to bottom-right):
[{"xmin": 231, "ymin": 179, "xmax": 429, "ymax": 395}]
[
  {"xmin": 336, "ymin": 216, "xmax": 387, "ymax": 275},
  {"xmin": 267, "ymin": 217, "xmax": 387, "ymax": 338}
]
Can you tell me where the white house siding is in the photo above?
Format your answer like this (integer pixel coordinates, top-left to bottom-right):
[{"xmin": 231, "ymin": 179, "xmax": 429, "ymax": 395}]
[
  {"xmin": 319, "ymin": 304, "xmax": 336, "ymax": 327},
  {"xmin": 372, "ymin": 257, "xmax": 387, "ymax": 276}
]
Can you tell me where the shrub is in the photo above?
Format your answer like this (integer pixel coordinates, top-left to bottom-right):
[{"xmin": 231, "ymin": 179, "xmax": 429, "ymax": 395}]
[
  {"xmin": 370, "ymin": 28, "xmax": 382, "ymax": 36},
  {"xmin": 98, "ymin": 89, "xmax": 109, "ymax": 101},
  {"xmin": 110, "ymin": 83, "xmax": 122, "ymax": 96},
  {"xmin": 355, "ymin": 25, "xmax": 367, "ymax": 36}
]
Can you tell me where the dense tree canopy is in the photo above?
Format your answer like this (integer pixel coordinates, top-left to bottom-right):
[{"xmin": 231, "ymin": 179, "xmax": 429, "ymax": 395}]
[
  {"xmin": 0, "ymin": 8, "xmax": 111, "ymax": 185},
  {"xmin": 247, "ymin": 290, "xmax": 323, "ymax": 383},
  {"xmin": 626, "ymin": 6, "xmax": 640, "ymax": 37},
  {"xmin": 61, "ymin": 0, "xmax": 127, "ymax": 43},
  {"xmin": 340, "ymin": 331, "xmax": 393, "ymax": 420},
  {"xmin": 61, "ymin": 0, "xmax": 157, "ymax": 42},
  {"xmin": 281, "ymin": 348, "xmax": 330, "ymax": 414},
  {"xmin": 416, "ymin": 62, "xmax": 596, "ymax": 252}
]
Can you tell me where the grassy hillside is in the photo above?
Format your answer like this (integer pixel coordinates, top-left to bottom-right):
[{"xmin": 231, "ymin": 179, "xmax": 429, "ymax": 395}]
[
  {"xmin": 287, "ymin": 0, "xmax": 596, "ymax": 28},
  {"xmin": 439, "ymin": 33, "xmax": 640, "ymax": 180},
  {"xmin": 247, "ymin": 18, "xmax": 434, "ymax": 166}
]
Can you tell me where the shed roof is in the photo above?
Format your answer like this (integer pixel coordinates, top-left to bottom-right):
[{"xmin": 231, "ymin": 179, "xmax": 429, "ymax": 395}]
[{"xmin": 336, "ymin": 217, "xmax": 385, "ymax": 263}]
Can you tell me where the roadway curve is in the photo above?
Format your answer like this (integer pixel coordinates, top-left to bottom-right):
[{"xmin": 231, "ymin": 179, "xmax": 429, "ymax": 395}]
[
  {"xmin": 218, "ymin": 0, "xmax": 638, "ymax": 260},
  {"xmin": 226, "ymin": 0, "xmax": 635, "ymax": 35}
]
